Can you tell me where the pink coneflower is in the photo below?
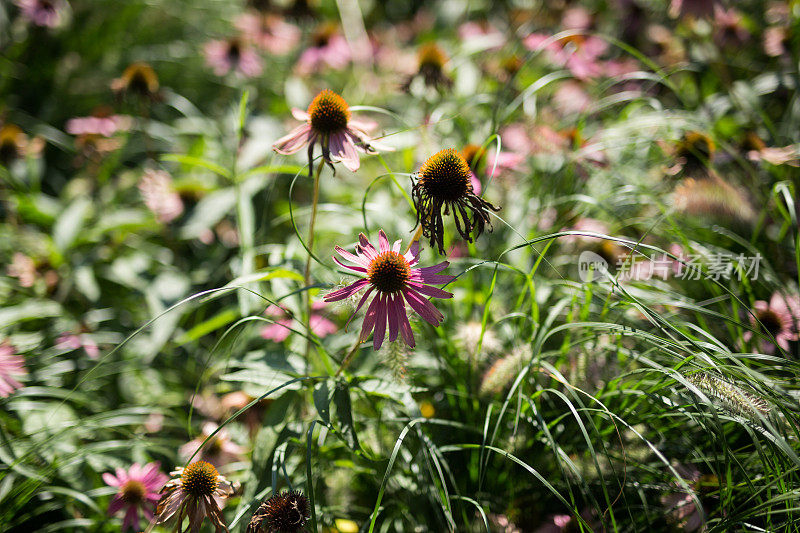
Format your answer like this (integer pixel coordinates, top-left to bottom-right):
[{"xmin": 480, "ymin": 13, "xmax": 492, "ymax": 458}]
[
  {"xmin": 204, "ymin": 38, "xmax": 263, "ymax": 77},
  {"xmin": 57, "ymin": 332, "xmax": 100, "ymax": 359},
  {"xmin": 66, "ymin": 108, "xmax": 131, "ymax": 137},
  {"xmin": 324, "ymin": 230, "xmax": 455, "ymax": 350},
  {"xmin": 7, "ymin": 253, "xmax": 37, "ymax": 288},
  {"xmin": 524, "ymin": 33, "xmax": 609, "ymax": 80},
  {"xmin": 179, "ymin": 422, "xmax": 246, "ymax": 467},
  {"xmin": 0, "ymin": 343, "xmax": 26, "ymax": 398},
  {"xmin": 458, "ymin": 20, "xmax": 505, "ymax": 51},
  {"xmin": 713, "ymin": 6, "xmax": 749, "ymax": 47},
  {"xmin": 261, "ymin": 302, "xmax": 337, "ymax": 342},
  {"xmin": 295, "ymin": 23, "xmax": 351, "ymax": 75},
  {"xmin": 235, "ymin": 13, "xmax": 300, "ymax": 55},
  {"xmin": 138, "ymin": 169, "xmax": 184, "ymax": 223},
  {"xmin": 746, "ymin": 293, "xmax": 800, "ymax": 353},
  {"xmin": 147, "ymin": 461, "xmax": 235, "ymax": 533},
  {"xmin": 273, "ymin": 89, "xmax": 385, "ymax": 174},
  {"xmin": 103, "ymin": 462, "xmax": 168, "ymax": 532},
  {"xmin": 14, "ymin": 0, "xmax": 65, "ymax": 27},
  {"xmin": 661, "ymin": 464, "xmax": 714, "ymax": 532},
  {"xmin": 552, "ymin": 81, "xmax": 592, "ymax": 115}
]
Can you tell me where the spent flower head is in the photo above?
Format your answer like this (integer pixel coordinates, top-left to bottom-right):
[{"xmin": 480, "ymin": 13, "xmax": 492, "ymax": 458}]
[
  {"xmin": 246, "ymin": 490, "xmax": 310, "ymax": 533},
  {"xmin": 412, "ymin": 149, "xmax": 500, "ymax": 254}
]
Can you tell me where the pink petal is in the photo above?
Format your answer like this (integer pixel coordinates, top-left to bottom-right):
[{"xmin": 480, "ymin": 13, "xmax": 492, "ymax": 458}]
[
  {"xmin": 470, "ymin": 172, "xmax": 482, "ymax": 195},
  {"xmin": 260, "ymin": 319, "xmax": 293, "ymax": 342},
  {"xmin": 378, "ymin": 230, "xmax": 390, "ymax": 253},
  {"xmin": 324, "ymin": 278, "xmax": 369, "ymax": 302},
  {"xmin": 329, "ymin": 131, "xmax": 361, "ymax": 171},
  {"xmin": 107, "ymin": 495, "xmax": 125, "ymax": 515},
  {"xmin": 397, "ymin": 304, "xmax": 415, "ymax": 347},
  {"xmin": 359, "ymin": 292, "xmax": 382, "ymax": 343},
  {"xmin": 333, "ymin": 256, "xmax": 367, "ymax": 273},
  {"xmin": 273, "ymin": 124, "xmax": 312, "ymax": 154},
  {"xmin": 403, "ymin": 287, "xmax": 444, "ymax": 326},
  {"xmin": 372, "ymin": 294, "xmax": 388, "ymax": 350},
  {"xmin": 291, "ymin": 108, "xmax": 310, "ymax": 121},
  {"xmin": 334, "ymin": 245, "xmax": 370, "ymax": 267},
  {"xmin": 408, "ymin": 283, "xmax": 453, "ymax": 299},
  {"xmin": 357, "ymin": 233, "xmax": 379, "ymax": 259},
  {"xmin": 310, "ymin": 315, "xmax": 338, "ymax": 337},
  {"xmin": 345, "ymin": 286, "xmax": 375, "ymax": 330},
  {"xmin": 386, "ymin": 293, "xmax": 400, "ymax": 343},
  {"xmin": 103, "ymin": 472, "xmax": 121, "ymax": 487}
]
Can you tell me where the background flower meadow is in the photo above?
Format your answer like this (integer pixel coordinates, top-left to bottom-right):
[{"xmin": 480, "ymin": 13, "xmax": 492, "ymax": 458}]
[{"xmin": 2, "ymin": 0, "xmax": 800, "ymax": 531}]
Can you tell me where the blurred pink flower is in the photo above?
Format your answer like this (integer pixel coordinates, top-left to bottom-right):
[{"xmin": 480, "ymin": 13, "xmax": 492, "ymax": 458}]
[
  {"xmin": 324, "ymin": 231, "xmax": 455, "ymax": 350},
  {"xmin": 661, "ymin": 465, "xmax": 709, "ymax": 532},
  {"xmin": 713, "ymin": 7, "xmax": 749, "ymax": 47},
  {"xmin": 204, "ymin": 38, "xmax": 263, "ymax": 77},
  {"xmin": 552, "ymin": 81, "xmax": 592, "ymax": 115},
  {"xmin": 670, "ymin": 0, "xmax": 717, "ymax": 19},
  {"xmin": 15, "ymin": 0, "xmax": 65, "ymax": 27},
  {"xmin": 260, "ymin": 302, "xmax": 337, "ymax": 342},
  {"xmin": 746, "ymin": 293, "xmax": 800, "ymax": 353},
  {"xmin": 7, "ymin": 253, "xmax": 37, "ymax": 288},
  {"xmin": 235, "ymin": 12, "xmax": 300, "ymax": 55},
  {"xmin": 103, "ymin": 462, "xmax": 167, "ymax": 532},
  {"xmin": 66, "ymin": 113, "xmax": 131, "ymax": 137},
  {"xmin": 524, "ymin": 33, "xmax": 609, "ymax": 80},
  {"xmin": 138, "ymin": 169, "xmax": 184, "ymax": 223},
  {"xmin": 457, "ymin": 21, "xmax": 505, "ymax": 49},
  {"xmin": 179, "ymin": 421, "xmax": 246, "ymax": 467},
  {"xmin": 0, "ymin": 343, "xmax": 26, "ymax": 398},
  {"xmin": 296, "ymin": 24, "xmax": 351, "ymax": 75},
  {"xmin": 57, "ymin": 332, "xmax": 100, "ymax": 359}
]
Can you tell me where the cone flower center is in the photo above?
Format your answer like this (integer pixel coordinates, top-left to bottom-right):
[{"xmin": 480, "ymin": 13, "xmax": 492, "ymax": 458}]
[
  {"xmin": 756, "ymin": 308, "xmax": 783, "ymax": 337},
  {"xmin": 181, "ymin": 460, "xmax": 219, "ymax": 497},
  {"xmin": 419, "ymin": 149, "xmax": 472, "ymax": 201},
  {"xmin": 308, "ymin": 90, "xmax": 350, "ymax": 134},
  {"xmin": 121, "ymin": 480, "xmax": 146, "ymax": 503},
  {"xmin": 418, "ymin": 43, "xmax": 447, "ymax": 70},
  {"xmin": 368, "ymin": 251, "xmax": 411, "ymax": 294}
]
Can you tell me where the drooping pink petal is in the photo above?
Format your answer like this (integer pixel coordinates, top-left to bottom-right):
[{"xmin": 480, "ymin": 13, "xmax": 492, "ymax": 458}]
[
  {"xmin": 345, "ymin": 286, "xmax": 374, "ymax": 330},
  {"xmin": 372, "ymin": 294, "xmax": 388, "ymax": 350},
  {"xmin": 324, "ymin": 279, "xmax": 369, "ymax": 302},
  {"xmin": 408, "ymin": 283, "xmax": 453, "ymax": 299},
  {"xmin": 273, "ymin": 124, "xmax": 313, "ymax": 154},
  {"xmin": 333, "ymin": 256, "xmax": 368, "ymax": 273},
  {"xmin": 378, "ymin": 230, "xmax": 390, "ymax": 253},
  {"xmin": 397, "ymin": 304, "xmax": 415, "ymax": 347},
  {"xmin": 335, "ymin": 245, "xmax": 370, "ymax": 267},
  {"xmin": 403, "ymin": 287, "xmax": 445, "ymax": 326},
  {"xmin": 102, "ymin": 472, "xmax": 121, "ymax": 487},
  {"xmin": 386, "ymin": 293, "xmax": 400, "ymax": 343},
  {"xmin": 107, "ymin": 495, "xmax": 126, "ymax": 515},
  {"xmin": 291, "ymin": 108, "xmax": 310, "ymax": 121},
  {"xmin": 360, "ymin": 293, "xmax": 382, "ymax": 343}
]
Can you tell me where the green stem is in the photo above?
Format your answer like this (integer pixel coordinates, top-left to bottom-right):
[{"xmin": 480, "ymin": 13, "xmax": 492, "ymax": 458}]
[
  {"xmin": 304, "ymin": 160, "xmax": 324, "ymax": 366},
  {"xmin": 336, "ymin": 336, "xmax": 363, "ymax": 377}
]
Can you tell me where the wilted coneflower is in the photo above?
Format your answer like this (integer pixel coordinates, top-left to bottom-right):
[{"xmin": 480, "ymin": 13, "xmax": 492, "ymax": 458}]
[
  {"xmin": 204, "ymin": 38, "xmax": 263, "ymax": 77},
  {"xmin": 323, "ymin": 230, "xmax": 455, "ymax": 350},
  {"xmin": 112, "ymin": 62, "xmax": 160, "ymax": 100},
  {"xmin": 402, "ymin": 42, "xmax": 453, "ymax": 92},
  {"xmin": 246, "ymin": 490, "xmax": 310, "ymax": 533},
  {"xmin": 14, "ymin": 0, "xmax": 66, "ymax": 27},
  {"xmin": 0, "ymin": 343, "xmax": 26, "ymax": 398},
  {"xmin": 745, "ymin": 292, "xmax": 800, "ymax": 354},
  {"xmin": 146, "ymin": 460, "xmax": 235, "ymax": 533},
  {"xmin": 103, "ymin": 462, "xmax": 168, "ymax": 532},
  {"xmin": 412, "ymin": 149, "xmax": 501, "ymax": 254},
  {"xmin": 273, "ymin": 89, "xmax": 384, "ymax": 175},
  {"xmin": 666, "ymin": 131, "xmax": 715, "ymax": 176},
  {"xmin": 139, "ymin": 169, "xmax": 184, "ymax": 224},
  {"xmin": 672, "ymin": 176, "xmax": 756, "ymax": 225}
]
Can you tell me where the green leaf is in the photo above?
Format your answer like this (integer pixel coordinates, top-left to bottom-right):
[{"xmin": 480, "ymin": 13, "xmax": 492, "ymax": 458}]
[
  {"xmin": 161, "ymin": 154, "xmax": 231, "ymax": 179},
  {"xmin": 313, "ymin": 380, "xmax": 332, "ymax": 425},
  {"xmin": 333, "ymin": 381, "xmax": 360, "ymax": 451},
  {"xmin": 53, "ymin": 197, "xmax": 91, "ymax": 251}
]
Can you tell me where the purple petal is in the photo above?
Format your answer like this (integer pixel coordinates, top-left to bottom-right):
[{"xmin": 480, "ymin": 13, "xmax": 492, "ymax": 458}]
[
  {"xmin": 403, "ymin": 287, "xmax": 444, "ymax": 326},
  {"xmin": 107, "ymin": 495, "xmax": 125, "ymax": 516},
  {"xmin": 408, "ymin": 283, "xmax": 453, "ymax": 299},
  {"xmin": 358, "ymin": 233, "xmax": 379, "ymax": 259},
  {"xmin": 324, "ymin": 279, "xmax": 369, "ymax": 302},
  {"xmin": 345, "ymin": 286, "xmax": 374, "ymax": 330},
  {"xmin": 415, "ymin": 261, "xmax": 450, "ymax": 275},
  {"xmin": 273, "ymin": 124, "xmax": 312, "ymax": 154},
  {"xmin": 413, "ymin": 272, "xmax": 456, "ymax": 285},
  {"xmin": 333, "ymin": 256, "xmax": 367, "ymax": 273},
  {"xmin": 404, "ymin": 240, "xmax": 420, "ymax": 265},
  {"xmin": 387, "ymin": 293, "xmax": 400, "ymax": 342},
  {"xmin": 334, "ymin": 245, "xmax": 369, "ymax": 267},
  {"xmin": 291, "ymin": 108, "xmax": 310, "ymax": 121},
  {"xmin": 398, "ymin": 304, "xmax": 415, "ymax": 347},
  {"xmin": 359, "ymin": 292, "xmax": 382, "ymax": 342},
  {"xmin": 378, "ymin": 230, "xmax": 390, "ymax": 253},
  {"xmin": 372, "ymin": 295, "xmax": 388, "ymax": 350}
]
